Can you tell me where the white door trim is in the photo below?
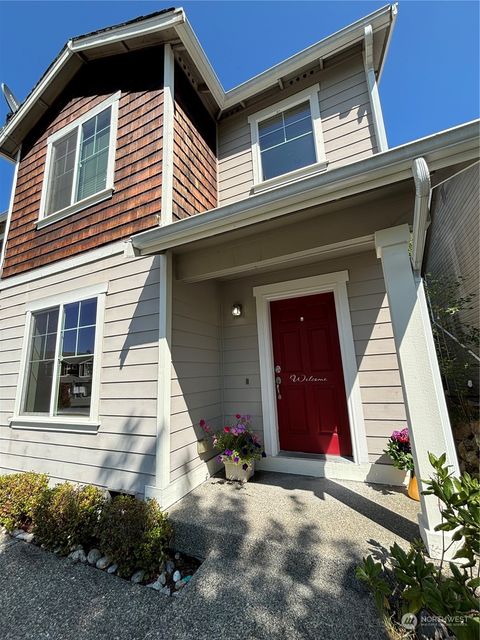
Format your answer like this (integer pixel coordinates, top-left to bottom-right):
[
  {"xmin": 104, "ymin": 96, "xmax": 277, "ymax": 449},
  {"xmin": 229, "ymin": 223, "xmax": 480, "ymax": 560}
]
[{"xmin": 253, "ymin": 270, "xmax": 368, "ymax": 464}]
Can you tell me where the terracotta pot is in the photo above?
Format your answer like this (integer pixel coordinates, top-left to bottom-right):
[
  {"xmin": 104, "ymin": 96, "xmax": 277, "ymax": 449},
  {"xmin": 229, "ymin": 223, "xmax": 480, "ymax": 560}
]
[
  {"xmin": 407, "ymin": 473, "xmax": 420, "ymax": 501},
  {"xmin": 224, "ymin": 461, "xmax": 254, "ymax": 482}
]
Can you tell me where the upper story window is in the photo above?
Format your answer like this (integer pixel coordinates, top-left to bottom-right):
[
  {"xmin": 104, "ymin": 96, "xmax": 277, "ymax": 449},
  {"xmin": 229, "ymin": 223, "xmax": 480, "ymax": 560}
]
[
  {"xmin": 248, "ymin": 84, "xmax": 327, "ymax": 192},
  {"xmin": 38, "ymin": 92, "xmax": 120, "ymax": 229}
]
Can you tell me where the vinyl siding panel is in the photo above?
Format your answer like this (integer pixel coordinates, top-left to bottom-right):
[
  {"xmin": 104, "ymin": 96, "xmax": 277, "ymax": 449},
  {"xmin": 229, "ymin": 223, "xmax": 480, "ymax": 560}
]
[
  {"xmin": 217, "ymin": 54, "xmax": 377, "ymax": 206},
  {"xmin": 0, "ymin": 251, "xmax": 160, "ymax": 495},
  {"xmin": 170, "ymin": 279, "xmax": 223, "ymax": 482}
]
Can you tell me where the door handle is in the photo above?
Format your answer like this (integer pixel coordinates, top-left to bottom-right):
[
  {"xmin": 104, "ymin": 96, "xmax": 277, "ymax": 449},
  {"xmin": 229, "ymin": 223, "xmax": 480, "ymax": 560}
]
[{"xmin": 275, "ymin": 375, "xmax": 282, "ymax": 400}]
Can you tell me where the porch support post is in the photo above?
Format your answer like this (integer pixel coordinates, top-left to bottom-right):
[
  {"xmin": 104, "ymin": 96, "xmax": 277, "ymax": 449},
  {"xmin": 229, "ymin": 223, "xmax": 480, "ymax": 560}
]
[
  {"xmin": 145, "ymin": 251, "xmax": 172, "ymax": 503},
  {"xmin": 375, "ymin": 224, "xmax": 460, "ymax": 559}
]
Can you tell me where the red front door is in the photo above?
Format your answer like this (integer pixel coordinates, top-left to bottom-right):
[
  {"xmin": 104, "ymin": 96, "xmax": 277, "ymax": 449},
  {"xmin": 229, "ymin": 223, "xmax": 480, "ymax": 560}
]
[{"xmin": 270, "ymin": 292, "xmax": 352, "ymax": 456}]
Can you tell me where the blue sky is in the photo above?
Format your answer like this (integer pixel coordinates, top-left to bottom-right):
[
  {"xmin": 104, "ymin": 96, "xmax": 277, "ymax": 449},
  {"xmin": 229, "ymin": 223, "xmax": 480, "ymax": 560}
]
[{"xmin": 0, "ymin": 1, "xmax": 478, "ymax": 211}]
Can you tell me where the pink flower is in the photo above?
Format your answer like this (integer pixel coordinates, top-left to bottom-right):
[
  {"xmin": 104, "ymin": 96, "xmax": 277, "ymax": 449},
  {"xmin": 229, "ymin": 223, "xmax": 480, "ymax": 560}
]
[
  {"xmin": 199, "ymin": 419, "xmax": 206, "ymax": 427},
  {"xmin": 224, "ymin": 426, "xmax": 230, "ymax": 433},
  {"xmin": 235, "ymin": 414, "xmax": 241, "ymax": 419}
]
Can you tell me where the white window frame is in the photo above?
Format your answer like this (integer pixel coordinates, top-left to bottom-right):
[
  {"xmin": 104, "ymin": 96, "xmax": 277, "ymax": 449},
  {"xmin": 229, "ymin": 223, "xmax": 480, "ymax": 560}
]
[
  {"xmin": 37, "ymin": 92, "xmax": 121, "ymax": 229},
  {"xmin": 248, "ymin": 84, "xmax": 327, "ymax": 193},
  {"xmin": 10, "ymin": 282, "xmax": 108, "ymax": 432}
]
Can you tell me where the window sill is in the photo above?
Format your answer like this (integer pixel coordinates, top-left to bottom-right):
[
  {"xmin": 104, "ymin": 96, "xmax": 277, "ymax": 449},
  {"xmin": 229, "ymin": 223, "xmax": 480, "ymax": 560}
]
[
  {"xmin": 252, "ymin": 161, "xmax": 328, "ymax": 195},
  {"xmin": 9, "ymin": 416, "xmax": 100, "ymax": 434},
  {"xmin": 36, "ymin": 188, "xmax": 114, "ymax": 229}
]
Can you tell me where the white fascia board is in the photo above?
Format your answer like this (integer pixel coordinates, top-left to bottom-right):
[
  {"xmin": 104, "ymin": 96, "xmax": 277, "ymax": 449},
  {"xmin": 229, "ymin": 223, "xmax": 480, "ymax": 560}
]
[
  {"xmin": 68, "ymin": 9, "xmax": 185, "ymax": 52},
  {"xmin": 378, "ymin": 3, "xmax": 398, "ymax": 82},
  {"xmin": 131, "ymin": 120, "xmax": 480, "ymax": 254},
  {"xmin": 175, "ymin": 16, "xmax": 225, "ymax": 107},
  {"xmin": 0, "ymin": 47, "xmax": 72, "ymax": 154},
  {"xmin": 222, "ymin": 4, "xmax": 393, "ymax": 109}
]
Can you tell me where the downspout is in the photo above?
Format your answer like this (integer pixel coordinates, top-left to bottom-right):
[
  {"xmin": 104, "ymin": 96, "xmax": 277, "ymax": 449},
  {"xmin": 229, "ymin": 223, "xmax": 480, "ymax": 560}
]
[
  {"xmin": 363, "ymin": 25, "xmax": 388, "ymax": 152},
  {"xmin": 411, "ymin": 157, "xmax": 431, "ymax": 274}
]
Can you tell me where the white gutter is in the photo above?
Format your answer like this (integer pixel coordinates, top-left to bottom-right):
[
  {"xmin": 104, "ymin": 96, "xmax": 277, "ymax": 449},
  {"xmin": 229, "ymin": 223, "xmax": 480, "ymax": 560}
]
[
  {"xmin": 411, "ymin": 157, "xmax": 431, "ymax": 273},
  {"xmin": 364, "ymin": 24, "xmax": 388, "ymax": 152},
  {"xmin": 131, "ymin": 120, "xmax": 479, "ymax": 254}
]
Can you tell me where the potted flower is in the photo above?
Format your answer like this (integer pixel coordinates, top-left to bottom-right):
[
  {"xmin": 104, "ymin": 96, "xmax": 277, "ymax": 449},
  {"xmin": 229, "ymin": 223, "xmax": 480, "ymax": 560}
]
[
  {"xmin": 200, "ymin": 414, "xmax": 266, "ymax": 482},
  {"xmin": 384, "ymin": 428, "xmax": 419, "ymax": 501}
]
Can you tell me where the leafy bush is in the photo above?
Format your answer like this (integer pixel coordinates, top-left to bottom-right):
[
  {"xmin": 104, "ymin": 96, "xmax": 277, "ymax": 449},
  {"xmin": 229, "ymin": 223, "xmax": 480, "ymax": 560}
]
[
  {"xmin": 33, "ymin": 482, "xmax": 107, "ymax": 553},
  {"xmin": 0, "ymin": 471, "xmax": 49, "ymax": 531},
  {"xmin": 97, "ymin": 495, "xmax": 172, "ymax": 579},
  {"xmin": 356, "ymin": 453, "xmax": 480, "ymax": 640}
]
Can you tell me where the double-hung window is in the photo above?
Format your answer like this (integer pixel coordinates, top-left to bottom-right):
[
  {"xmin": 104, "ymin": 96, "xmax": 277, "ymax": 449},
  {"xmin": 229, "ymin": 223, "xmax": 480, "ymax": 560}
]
[
  {"xmin": 38, "ymin": 92, "xmax": 120, "ymax": 227},
  {"xmin": 248, "ymin": 84, "xmax": 327, "ymax": 191},
  {"xmin": 14, "ymin": 285, "xmax": 107, "ymax": 428}
]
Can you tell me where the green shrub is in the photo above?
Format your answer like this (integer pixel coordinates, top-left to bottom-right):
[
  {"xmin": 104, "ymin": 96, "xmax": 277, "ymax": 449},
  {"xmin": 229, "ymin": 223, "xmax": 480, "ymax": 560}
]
[
  {"xmin": 33, "ymin": 482, "xmax": 107, "ymax": 553},
  {"xmin": 0, "ymin": 471, "xmax": 49, "ymax": 531},
  {"xmin": 356, "ymin": 453, "xmax": 480, "ymax": 640},
  {"xmin": 97, "ymin": 495, "xmax": 172, "ymax": 578}
]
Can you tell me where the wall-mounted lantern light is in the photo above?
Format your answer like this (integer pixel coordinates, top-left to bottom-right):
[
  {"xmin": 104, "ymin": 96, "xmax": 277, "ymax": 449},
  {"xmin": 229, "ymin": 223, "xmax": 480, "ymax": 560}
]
[{"xmin": 231, "ymin": 303, "xmax": 242, "ymax": 318}]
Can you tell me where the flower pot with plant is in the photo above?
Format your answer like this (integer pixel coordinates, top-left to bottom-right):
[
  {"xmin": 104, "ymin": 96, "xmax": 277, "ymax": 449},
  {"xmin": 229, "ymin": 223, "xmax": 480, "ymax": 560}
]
[
  {"xmin": 199, "ymin": 415, "xmax": 266, "ymax": 482},
  {"xmin": 384, "ymin": 428, "xmax": 419, "ymax": 501}
]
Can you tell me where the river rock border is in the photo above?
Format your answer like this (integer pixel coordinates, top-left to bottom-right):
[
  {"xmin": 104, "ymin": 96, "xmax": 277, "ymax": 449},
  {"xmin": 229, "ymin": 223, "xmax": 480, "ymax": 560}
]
[{"xmin": 2, "ymin": 526, "xmax": 200, "ymax": 597}]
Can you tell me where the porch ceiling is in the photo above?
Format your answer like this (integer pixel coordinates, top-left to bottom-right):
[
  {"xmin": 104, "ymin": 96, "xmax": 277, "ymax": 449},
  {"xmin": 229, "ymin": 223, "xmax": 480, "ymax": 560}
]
[{"xmin": 173, "ymin": 181, "xmax": 413, "ymax": 283}]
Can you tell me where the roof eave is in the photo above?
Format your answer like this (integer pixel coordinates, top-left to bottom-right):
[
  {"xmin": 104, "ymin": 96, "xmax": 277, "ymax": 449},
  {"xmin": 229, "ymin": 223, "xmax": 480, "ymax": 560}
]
[{"xmin": 222, "ymin": 3, "xmax": 395, "ymax": 109}]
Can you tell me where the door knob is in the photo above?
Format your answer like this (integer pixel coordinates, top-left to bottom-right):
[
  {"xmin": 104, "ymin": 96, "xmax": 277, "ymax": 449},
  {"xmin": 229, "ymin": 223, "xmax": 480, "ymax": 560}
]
[{"xmin": 275, "ymin": 365, "xmax": 281, "ymax": 373}]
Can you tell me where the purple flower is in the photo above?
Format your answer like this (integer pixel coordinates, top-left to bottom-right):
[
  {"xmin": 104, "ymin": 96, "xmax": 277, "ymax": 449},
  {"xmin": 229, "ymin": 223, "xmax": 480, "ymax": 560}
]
[
  {"xmin": 224, "ymin": 449, "xmax": 233, "ymax": 456},
  {"xmin": 233, "ymin": 456, "xmax": 239, "ymax": 463},
  {"xmin": 216, "ymin": 455, "xmax": 223, "ymax": 463},
  {"xmin": 242, "ymin": 463, "xmax": 248, "ymax": 471}
]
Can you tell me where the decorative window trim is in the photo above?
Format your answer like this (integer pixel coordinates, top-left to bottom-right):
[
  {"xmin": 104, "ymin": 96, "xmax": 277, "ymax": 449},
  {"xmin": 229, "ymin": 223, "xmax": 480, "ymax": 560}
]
[
  {"xmin": 248, "ymin": 84, "xmax": 327, "ymax": 191},
  {"xmin": 37, "ymin": 91, "xmax": 121, "ymax": 228},
  {"xmin": 11, "ymin": 282, "xmax": 108, "ymax": 431}
]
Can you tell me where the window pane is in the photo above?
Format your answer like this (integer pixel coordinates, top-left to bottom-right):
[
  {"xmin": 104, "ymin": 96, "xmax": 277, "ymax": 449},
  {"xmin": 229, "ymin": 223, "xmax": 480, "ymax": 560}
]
[
  {"xmin": 285, "ymin": 116, "xmax": 312, "ymax": 141},
  {"xmin": 57, "ymin": 356, "xmax": 93, "ymax": 417},
  {"xmin": 23, "ymin": 307, "xmax": 59, "ymax": 414},
  {"xmin": 76, "ymin": 108, "xmax": 111, "ymax": 202},
  {"xmin": 64, "ymin": 302, "xmax": 79, "ymax": 330},
  {"xmin": 45, "ymin": 130, "xmax": 78, "ymax": 215},
  {"xmin": 62, "ymin": 329, "xmax": 77, "ymax": 357},
  {"xmin": 258, "ymin": 113, "xmax": 283, "ymax": 137},
  {"xmin": 24, "ymin": 361, "xmax": 55, "ymax": 413},
  {"xmin": 283, "ymin": 102, "xmax": 311, "ymax": 127},
  {"xmin": 259, "ymin": 128, "xmax": 285, "ymax": 151},
  {"xmin": 77, "ymin": 327, "xmax": 96, "ymax": 355},
  {"xmin": 261, "ymin": 133, "xmax": 316, "ymax": 180},
  {"xmin": 79, "ymin": 298, "xmax": 97, "ymax": 327}
]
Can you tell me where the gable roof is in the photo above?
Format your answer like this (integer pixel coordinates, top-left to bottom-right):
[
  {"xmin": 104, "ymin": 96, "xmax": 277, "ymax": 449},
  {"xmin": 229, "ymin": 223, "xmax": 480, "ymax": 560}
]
[{"xmin": 0, "ymin": 3, "xmax": 397, "ymax": 160}]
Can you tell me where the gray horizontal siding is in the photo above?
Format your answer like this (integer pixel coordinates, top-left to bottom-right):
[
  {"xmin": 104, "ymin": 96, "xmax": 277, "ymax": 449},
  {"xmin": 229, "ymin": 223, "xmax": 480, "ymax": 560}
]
[
  {"xmin": 170, "ymin": 279, "xmax": 223, "ymax": 483},
  {"xmin": 0, "ymin": 252, "xmax": 160, "ymax": 495},
  {"xmin": 217, "ymin": 54, "xmax": 377, "ymax": 207}
]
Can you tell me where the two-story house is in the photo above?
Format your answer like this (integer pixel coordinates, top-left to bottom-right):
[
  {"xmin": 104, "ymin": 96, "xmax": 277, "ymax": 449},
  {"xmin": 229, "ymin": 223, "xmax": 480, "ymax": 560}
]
[{"xmin": 0, "ymin": 5, "xmax": 478, "ymax": 558}]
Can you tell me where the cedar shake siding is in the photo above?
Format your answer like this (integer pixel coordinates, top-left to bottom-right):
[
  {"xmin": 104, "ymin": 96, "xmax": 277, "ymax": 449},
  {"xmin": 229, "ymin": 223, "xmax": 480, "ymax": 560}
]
[
  {"xmin": 2, "ymin": 47, "xmax": 165, "ymax": 278},
  {"xmin": 217, "ymin": 52, "xmax": 377, "ymax": 207},
  {"xmin": 172, "ymin": 64, "xmax": 217, "ymax": 221}
]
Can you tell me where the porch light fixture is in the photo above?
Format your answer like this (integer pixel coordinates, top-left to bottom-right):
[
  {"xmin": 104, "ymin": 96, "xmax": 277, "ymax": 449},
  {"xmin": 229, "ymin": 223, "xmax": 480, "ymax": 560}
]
[{"xmin": 231, "ymin": 303, "xmax": 242, "ymax": 317}]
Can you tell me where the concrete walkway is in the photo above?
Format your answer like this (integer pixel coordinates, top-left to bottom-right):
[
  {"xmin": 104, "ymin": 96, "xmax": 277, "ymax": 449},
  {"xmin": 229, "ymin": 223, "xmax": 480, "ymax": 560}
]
[{"xmin": 0, "ymin": 472, "xmax": 420, "ymax": 640}]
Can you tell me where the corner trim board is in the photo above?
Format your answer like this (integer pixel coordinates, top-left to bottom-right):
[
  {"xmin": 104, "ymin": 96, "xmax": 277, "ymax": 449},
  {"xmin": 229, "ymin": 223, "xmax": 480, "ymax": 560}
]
[{"xmin": 160, "ymin": 44, "xmax": 175, "ymax": 226}]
